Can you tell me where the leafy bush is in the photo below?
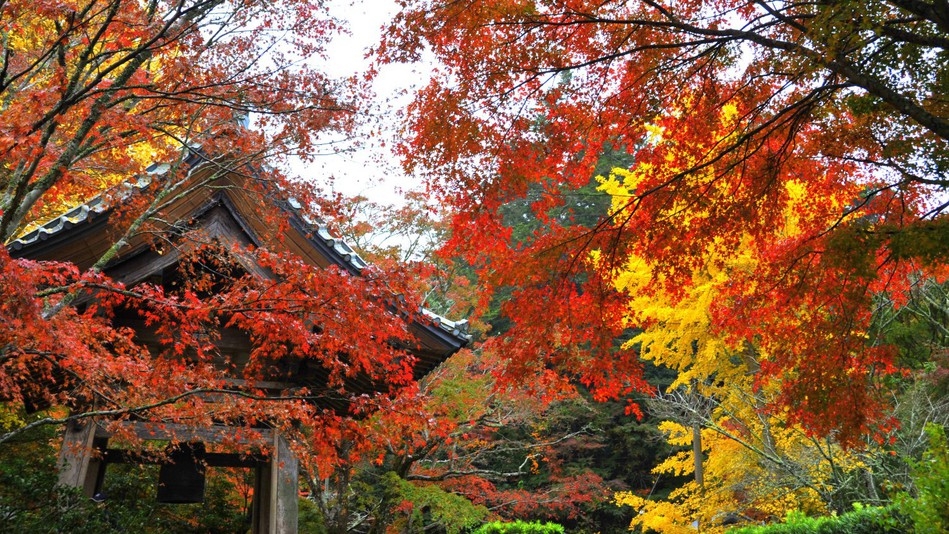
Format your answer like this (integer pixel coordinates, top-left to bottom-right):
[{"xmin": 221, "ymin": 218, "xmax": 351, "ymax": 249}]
[
  {"xmin": 895, "ymin": 423, "xmax": 949, "ymax": 534},
  {"xmin": 727, "ymin": 504, "xmax": 907, "ymax": 534},
  {"xmin": 389, "ymin": 472, "xmax": 489, "ymax": 534},
  {"xmin": 298, "ymin": 497, "xmax": 329, "ymax": 534},
  {"xmin": 470, "ymin": 519, "xmax": 566, "ymax": 534}
]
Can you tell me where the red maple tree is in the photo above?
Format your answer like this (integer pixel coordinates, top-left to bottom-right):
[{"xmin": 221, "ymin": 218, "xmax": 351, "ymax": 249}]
[
  {"xmin": 0, "ymin": 0, "xmax": 465, "ymax": 481},
  {"xmin": 375, "ymin": 0, "xmax": 949, "ymax": 444}
]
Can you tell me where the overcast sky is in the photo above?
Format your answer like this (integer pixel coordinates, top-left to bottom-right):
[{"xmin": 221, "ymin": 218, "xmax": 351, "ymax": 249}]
[{"xmin": 305, "ymin": 0, "xmax": 432, "ymax": 204}]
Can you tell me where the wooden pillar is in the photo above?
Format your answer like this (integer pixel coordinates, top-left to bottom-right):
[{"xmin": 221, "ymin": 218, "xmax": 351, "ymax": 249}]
[
  {"xmin": 253, "ymin": 433, "xmax": 298, "ymax": 534},
  {"xmin": 57, "ymin": 421, "xmax": 106, "ymax": 497}
]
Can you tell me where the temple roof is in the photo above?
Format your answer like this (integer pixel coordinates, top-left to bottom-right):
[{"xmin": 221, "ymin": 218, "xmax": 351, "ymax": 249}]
[{"xmin": 8, "ymin": 153, "xmax": 468, "ymax": 383}]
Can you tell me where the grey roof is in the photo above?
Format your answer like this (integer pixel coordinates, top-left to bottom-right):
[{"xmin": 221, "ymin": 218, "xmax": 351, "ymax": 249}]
[
  {"xmin": 421, "ymin": 309, "xmax": 470, "ymax": 339},
  {"xmin": 9, "ymin": 197, "xmax": 108, "ymax": 252},
  {"xmin": 287, "ymin": 195, "xmax": 369, "ymax": 272},
  {"xmin": 10, "ymin": 168, "xmax": 369, "ymax": 274}
]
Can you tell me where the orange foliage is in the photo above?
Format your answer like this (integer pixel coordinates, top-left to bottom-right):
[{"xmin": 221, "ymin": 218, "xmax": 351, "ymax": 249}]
[
  {"xmin": 376, "ymin": 0, "xmax": 948, "ymax": 442},
  {"xmin": 0, "ymin": 0, "xmax": 455, "ymax": 482}
]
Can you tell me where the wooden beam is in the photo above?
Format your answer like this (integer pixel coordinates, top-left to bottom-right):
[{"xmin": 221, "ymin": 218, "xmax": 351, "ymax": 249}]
[
  {"xmin": 96, "ymin": 421, "xmax": 274, "ymax": 446},
  {"xmin": 104, "ymin": 449, "xmax": 266, "ymax": 468}
]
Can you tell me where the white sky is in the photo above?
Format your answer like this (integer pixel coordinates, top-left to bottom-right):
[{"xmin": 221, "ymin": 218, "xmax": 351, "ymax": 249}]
[{"xmin": 303, "ymin": 0, "xmax": 433, "ymax": 204}]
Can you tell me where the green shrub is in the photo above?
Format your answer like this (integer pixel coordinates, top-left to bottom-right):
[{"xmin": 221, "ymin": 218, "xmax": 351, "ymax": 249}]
[
  {"xmin": 298, "ymin": 497, "xmax": 329, "ymax": 534},
  {"xmin": 389, "ymin": 472, "xmax": 489, "ymax": 534},
  {"xmin": 895, "ymin": 423, "xmax": 949, "ymax": 534},
  {"xmin": 727, "ymin": 504, "xmax": 907, "ymax": 534},
  {"xmin": 470, "ymin": 519, "xmax": 566, "ymax": 534}
]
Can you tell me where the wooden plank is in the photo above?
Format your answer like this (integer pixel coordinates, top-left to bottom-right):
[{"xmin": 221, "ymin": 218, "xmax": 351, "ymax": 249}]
[
  {"xmin": 252, "ymin": 433, "xmax": 299, "ymax": 534},
  {"xmin": 221, "ymin": 378, "xmax": 296, "ymax": 391},
  {"xmin": 252, "ymin": 463, "xmax": 269, "ymax": 534}
]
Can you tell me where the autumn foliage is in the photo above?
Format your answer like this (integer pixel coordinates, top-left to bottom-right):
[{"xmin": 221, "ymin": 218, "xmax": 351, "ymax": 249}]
[
  {"xmin": 0, "ymin": 0, "xmax": 449, "ymax": 482},
  {"xmin": 5, "ymin": 0, "xmax": 949, "ymax": 530},
  {"xmin": 377, "ymin": 0, "xmax": 949, "ymax": 444}
]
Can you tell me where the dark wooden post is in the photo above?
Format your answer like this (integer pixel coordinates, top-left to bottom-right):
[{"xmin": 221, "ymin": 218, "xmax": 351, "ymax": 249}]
[{"xmin": 253, "ymin": 433, "xmax": 299, "ymax": 533}]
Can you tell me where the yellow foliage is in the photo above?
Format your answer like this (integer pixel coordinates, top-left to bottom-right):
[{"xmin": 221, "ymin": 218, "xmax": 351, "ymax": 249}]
[
  {"xmin": 617, "ymin": 419, "xmax": 835, "ymax": 533},
  {"xmin": 653, "ymin": 451, "xmax": 695, "ymax": 478},
  {"xmin": 607, "ymin": 227, "xmax": 755, "ymax": 390},
  {"xmin": 0, "ymin": 404, "xmax": 24, "ymax": 432},
  {"xmin": 615, "ymin": 490, "xmax": 698, "ymax": 534},
  {"xmin": 656, "ymin": 421, "xmax": 693, "ymax": 447},
  {"xmin": 2, "ymin": 0, "xmax": 185, "ymax": 240},
  {"xmin": 14, "ymin": 137, "xmax": 173, "ymax": 237},
  {"xmin": 602, "ymin": 103, "xmax": 866, "ymax": 530}
]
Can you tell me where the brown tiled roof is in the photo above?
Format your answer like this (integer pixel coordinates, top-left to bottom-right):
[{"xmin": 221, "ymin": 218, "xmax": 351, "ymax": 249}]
[{"xmin": 8, "ymin": 155, "xmax": 469, "ymax": 365}]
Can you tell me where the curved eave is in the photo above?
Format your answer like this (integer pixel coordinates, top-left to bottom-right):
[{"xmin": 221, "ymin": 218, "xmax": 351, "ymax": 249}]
[
  {"xmin": 8, "ymin": 199, "xmax": 112, "ymax": 267},
  {"xmin": 280, "ymin": 197, "xmax": 470, "ymax": 351},
  {"xmin": 7, "ymin": 157, "xmax": 471, "ymax": 356}
]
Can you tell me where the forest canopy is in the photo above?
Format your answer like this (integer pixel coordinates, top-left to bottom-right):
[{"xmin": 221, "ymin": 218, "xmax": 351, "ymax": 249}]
[{"xmin": 377, "ymin": 0, "xmax": 949, "ymax": 444}]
